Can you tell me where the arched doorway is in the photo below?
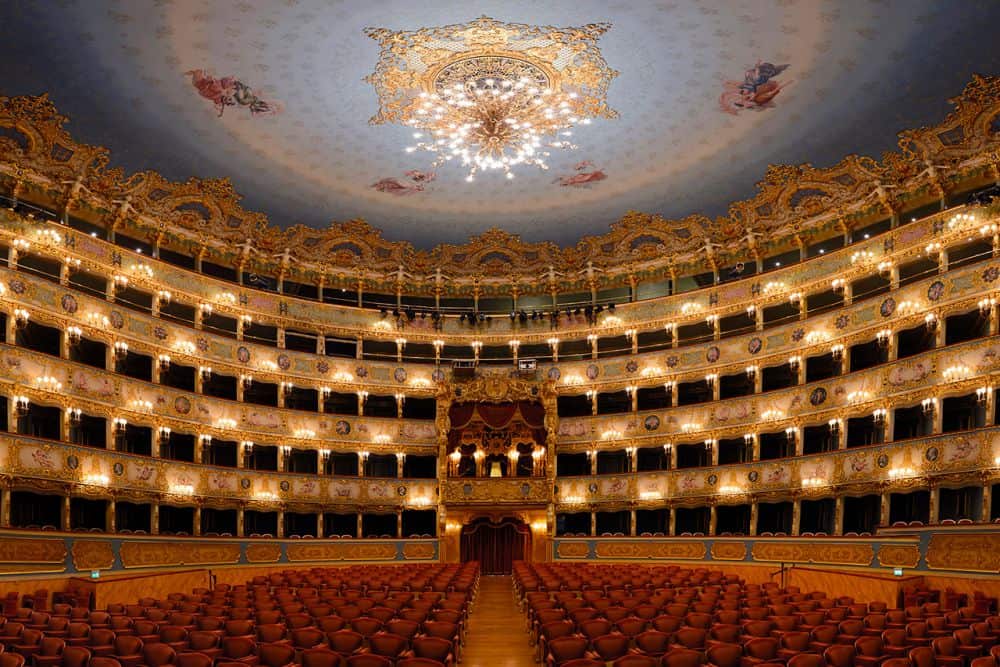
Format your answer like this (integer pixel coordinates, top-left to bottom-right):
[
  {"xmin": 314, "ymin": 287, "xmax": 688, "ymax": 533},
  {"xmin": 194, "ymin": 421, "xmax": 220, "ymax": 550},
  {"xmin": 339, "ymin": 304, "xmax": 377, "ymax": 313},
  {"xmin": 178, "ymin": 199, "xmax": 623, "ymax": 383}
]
[{"xmin": 460, "ymin": 517, "xmax": 530, "ymax": 575}]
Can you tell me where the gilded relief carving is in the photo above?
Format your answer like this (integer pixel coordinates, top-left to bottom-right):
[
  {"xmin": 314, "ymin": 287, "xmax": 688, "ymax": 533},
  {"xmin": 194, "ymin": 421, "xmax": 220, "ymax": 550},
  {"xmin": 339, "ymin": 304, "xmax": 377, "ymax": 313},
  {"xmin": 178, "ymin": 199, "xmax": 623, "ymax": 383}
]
[
  {"xmin": 556, "ymin": 541, "xmax": 591, "ymax": 559},
  {"xmin": 925, "ymin": 533, "xmax": 1000, "ymax": 573},
  {"xmin": 71, "ymin": 540, "xmax": 116, "ymax": 571},
  {"xmin": 1, "ymin": 76, "xmax": 1000, "ymax": 292},
  {"xmin": 751, "ymin": 541, "xmax": 874, "ymax": 566},
  {"xmin": 594, "ymin": 540, "xmax": 706, "ymax": 560},
  {"xmin": 710, "ymin": 542, "xmax": 748, "ymax": 561},
  {"xmin": 0, "ymin": 538, "xmax": 66, "ymax": 564},
  {"xmin": 877, "ymin": 544, "xmax": 922, "ymax": 569},
  {"xmin": 245, "ymin": 543, "xmax": 282, "ymax": 563}
]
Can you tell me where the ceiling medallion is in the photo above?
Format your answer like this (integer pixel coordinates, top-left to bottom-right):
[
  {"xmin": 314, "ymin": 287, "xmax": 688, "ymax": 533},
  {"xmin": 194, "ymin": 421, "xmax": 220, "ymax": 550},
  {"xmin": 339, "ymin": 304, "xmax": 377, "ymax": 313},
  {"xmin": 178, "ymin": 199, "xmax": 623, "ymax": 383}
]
[{"xmin": 365, "ymin": 16, "xmax": 618, "ymax": 181}]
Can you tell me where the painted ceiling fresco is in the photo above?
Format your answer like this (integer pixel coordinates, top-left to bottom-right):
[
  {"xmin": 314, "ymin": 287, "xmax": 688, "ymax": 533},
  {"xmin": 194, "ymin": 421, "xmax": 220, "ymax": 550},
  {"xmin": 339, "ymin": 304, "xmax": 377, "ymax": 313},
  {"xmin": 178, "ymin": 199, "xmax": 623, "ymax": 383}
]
[{"xmin": 1, "ymin": 1, "xmax": 999, "ymax": 247}]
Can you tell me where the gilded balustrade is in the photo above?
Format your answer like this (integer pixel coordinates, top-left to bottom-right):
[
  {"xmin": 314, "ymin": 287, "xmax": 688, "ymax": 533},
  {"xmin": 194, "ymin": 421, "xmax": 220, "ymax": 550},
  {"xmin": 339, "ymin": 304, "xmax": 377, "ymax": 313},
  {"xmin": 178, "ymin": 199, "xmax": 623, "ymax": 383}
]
[
  {"xmin": 2, "ymin": 237, "xmax": 998, "ymax": 402},
  {"xmin": 554, "ymin": 425, "xmax": 999, "ymax": 510},
  {"xmin": 0, "ymin": 432, "xmax": 438, "ymax": 509},
  {"xmin": 0, "ymin": 202, "xmax": 991, "ymax": 348}
]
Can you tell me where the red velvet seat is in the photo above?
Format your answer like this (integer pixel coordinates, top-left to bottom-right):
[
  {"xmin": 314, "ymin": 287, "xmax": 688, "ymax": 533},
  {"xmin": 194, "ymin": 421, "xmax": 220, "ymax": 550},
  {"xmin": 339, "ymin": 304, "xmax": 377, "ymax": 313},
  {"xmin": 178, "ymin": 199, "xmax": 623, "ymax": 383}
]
[
  {"xmin": 326, "ymin": 630, "xmax": 365, "ymax": 659},
  {"xmin": 176, "ymin": 652, "xmax": 214, "ymax": 667},
  {"xmin": 112, "ymin": 635, "xmax": 144, "ymax": 667},
  {"xmin": 592, "ymin": 634, "xmax": 630, "ymax": 662},
  {"xmin": 142, "ymin": 642, "xmax": 178, "ymax": 667},
  {"xmin": 12, "ymin": 629, "xmax": 43, "ymax": 660},
  {"xmin": 786, "ymin": 654, "xmax": 823, "ymax": 667},
  {"xmin": 742, "ymin": 636, "xmax": 780, "ymax": 667},
  {"xmin": 546, "ymin": 636, "xmax": 592, "ymax": 667},
  {"xmin": 258, "ymin": 643, "xmax": 296, "ymax": 667},
  {"xmin": 30, "ymin": 637, "xmax": 64, "ymax": 667},
  {"xmin": 301, "ymin": 648, "xmax": 345, "ymax": 667},
  {"xmin": 823, "ymin": 644, "xmax": 856, "ymax": 667},
  {"xmin": 612, "ymin": 655, "xmax": 658, "ymax": 667},
  {"xmin": 0, "ymin": 654, "xmax": 25, "ymax": 667},
  {"xmin": 344, "ymin": 656, "xmax": 392, "ymax": 667},
  {"xmin": 706, "ymin": 642, "xmax": 742, "ymax": 667},
  {"xmin": 634, "ymin": 630, "xmax": 672, "ymax": 658},
  {"xmin": 220, "ymin": 636, "xmax": 258, "ymax": 666},
  {"xmin": 952, "ymin": 630, "xmax": 984, "ymax": 660},
  {"xmin": 661, "ymin": 648, "xmax": 704, "ymax": 667},
  {"xmin": 407, "ymin": 636, "xmax": 454, "ymax": 667},
  {"xmin": 854, "ymin": 635, "xmax": 885, "ymax": 667}
]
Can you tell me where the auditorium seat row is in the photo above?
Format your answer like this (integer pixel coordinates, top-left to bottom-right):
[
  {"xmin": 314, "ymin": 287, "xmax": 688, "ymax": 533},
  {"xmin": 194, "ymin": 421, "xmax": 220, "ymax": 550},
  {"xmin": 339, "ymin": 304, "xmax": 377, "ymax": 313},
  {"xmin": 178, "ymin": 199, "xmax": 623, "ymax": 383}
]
[{"xmin": 0, "ymin": 563, "xmax": 479, "ymax": 667}]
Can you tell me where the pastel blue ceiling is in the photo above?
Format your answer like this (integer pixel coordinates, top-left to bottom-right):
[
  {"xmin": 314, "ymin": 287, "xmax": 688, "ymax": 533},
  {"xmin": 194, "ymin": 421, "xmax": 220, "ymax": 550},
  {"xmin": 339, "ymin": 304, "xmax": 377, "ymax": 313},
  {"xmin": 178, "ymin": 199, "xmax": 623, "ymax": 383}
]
[{"xmin": 1, "ymin": 0, "xmax": 998, "ymax": 247}]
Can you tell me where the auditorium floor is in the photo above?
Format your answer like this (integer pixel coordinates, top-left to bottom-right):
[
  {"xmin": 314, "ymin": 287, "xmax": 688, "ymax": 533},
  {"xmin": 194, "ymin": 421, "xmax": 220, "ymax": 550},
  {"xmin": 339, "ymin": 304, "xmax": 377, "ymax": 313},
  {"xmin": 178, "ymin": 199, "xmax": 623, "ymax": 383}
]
[{"xmin": 462, "ymin": 575, "xmax": 536, "ymax": 666}]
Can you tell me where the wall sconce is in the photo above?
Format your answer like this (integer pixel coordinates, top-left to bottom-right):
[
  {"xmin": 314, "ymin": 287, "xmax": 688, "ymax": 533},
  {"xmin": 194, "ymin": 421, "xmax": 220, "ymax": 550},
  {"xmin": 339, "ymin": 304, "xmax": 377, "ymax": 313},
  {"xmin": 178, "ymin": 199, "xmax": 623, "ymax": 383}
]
[
  {"xmin": 704, "ymin": 314, "xmax": 718, "ymax": 327},
  {"xmin": 13, "ymin": 308, "xmax": 29, "ymax": 329},
  {"xmin": 67, "ymin": 407, "xmax": 82, "ymax": 427},
  {"xmin": 395, "ymin": 392, "xmax": 406, "ymax": 408},
  {"xmin": 373, "ymin": 433, "xmax": 391, "ymax": 445},
  {"xmin": 66, "ymin": 326, "xmax": 82, "ymax": 346},
  {"xmin": 532, "ymin": 447, "xmax": 545, "ymax": 461},
  {"xmin": 358, "ymin": 450, "xmax": 370, "ymax": 464},
  {"xmin": 788, "ymin": 356, "xmax": 801, "ymax": 371},
  {"xmin": 925, "ymin": 241, "xmax": 942, "ymax": 255},
  {"xmin": 681, "ymin": 302, "xmax": 701, "ymax": 315},
  {"xmin": 449, "ymin": 450, "xmax": 461, "ymax": 463},
  {"xmin": 977, "ymin": 387, "xmax": 990, "ymax": 404},
  {"xmin": 760, "ymin": 409, "xmax": 782, "ymax": 421},
  {"xmin": 157, "ymin": 290, "xmax": 172, "ymax": 305},
  {"xmin": 585, "ymin": 389, "xmax": 596, "ymax": 406},
  {"xmin": 113, "ymin": 341, "xmax": 129, "ymax": 360},
  {"xmin": 850, "ymin": 250, "xmax": 875, "ymax": 264},
  {"xmin": 703, "ymin": 439, "xmax": 714, "ymax": 451},
  {"xmin": 888, "ymin": 466, "xmax": 917, "ymax": 480},
  {"xmin": 508, "ymin": 339, "xmax": 520, "ymax": 355},
  {"xmin": 357, "ymin": 390, "xmax": 369, "ymax": 406},
  {"xmin": 719, "ymin": 485, "xmax": 742, "ymax": 495},
  {"xmin": 13, "ymin": 395, "xmax": 29, "ymax": 417},
  {"xmin": 112, "ymin": 274, "xmax": 129, "ymax": 292},
  {"xmin": 279, "ymin": 445, "xmax": 291, "ymax": 459},
  {"xmin": 785, "ymin": 427, "xmax": 797, "ymax": 443},
  {"xmin": 199, "ymin": 303, "xmax": 213, "ymax": 317},
  {"xmin": 681, "ymin": 422, "xmax": 701, "ymax": 433},
  {"xmin": 319, "ymin": 448, "xmax": 330, "ymax": 462},
  {"xmin": 980, "ymin": 297, "xmax": 997, "ymax": 314},
  {"xmin": 831, "ymin": 278, "xmax": 845, "ymax": 293},
  {"xmin": 745, "ymin": 305, "xmax": 757, "ymax": 318},
  {"xmin": 664, "ymin": 380, "xmax": 676, "ymax": 394},
  {"xmin": 199, "ymin": 366, "xmax": 213, "ymax": 382},
  {"xmin": 744, "ymin": 366, "xmax": 758, "ymax": 381},
  {"xmin": 241, "ymin": 440, "xmax": 254, "ymax": 454},
  {"xmin": 11, "ymin": 238, "xmax": 30, "ymax": 253},
  {"xmin": 239, "ymin": 374, "xmax": 253, "ymax": 391},
  {"xmin": 239, "ymin": 314, "xmax": 252, "ymax": 327},
  {"xmin": 215, "ymin": 417, "xmax": 236, "ymax": 429},
  {"xmin": 872, "ymin": 408, "xmax": 887, "ymax": 423},
  {"xmin": 877, "ymin": 261, "xmax": 893, "ymax": 276},
  {"xmin": 876, "ymin": 329, "xmax": 892, "ymax": 348},
  {"xmin": 662, "ymin": 443, "xmax": 673, "ymax": 454},
  {"xmin": 624, "ymin": 384, "xmax": 637, "ymax": 398},
  {"xmin": 664, "ymin": 322, "xmax": 677, "ymax": 335},
  {"xmin": 158, "ymin": 426, "xmax": 172, "ymax": 444},
  {"xmin": 788, "ymin": 292, "xmax": 802, "ymax": 305},
  {"xmin": 831, "ymin": 344, "xmax": 844, "ymax": 360},
  {"xmin": 280, "ymin": 381, "xmax": 294, "ymax": 397},
  {"xmin": 131, "ymin": 399, "xmax": 152, "ymax": 413},
  {"xmin": 586, "ymin": 333, "xmax": 598, "ymax": 346},
  {"xmin": 157, "ymin": 354, "xmax": 171, "ymax": 371},
  {"xmin": 293, "ymin": 428, "xmax": 316, "ymax": 439},
  {"xmin": 924, "ymin": 313, "xmax": 938, "ymax": 330},
  {"xmin": 921, "ymin": 397, "xmax": 937, "ymax": 414},
  {"xmin": 828, "ymin": 418, "xmax": 841, "ymax": 433},
  {"xmin": 705, "ymin": 373, "xmax": 717, "ymax": 388},
  {"xmin": 471, "ymin": 340, "xmax": 482, "ymax": 361},
  {"xmin": 113, "ymin": 417, "xmax": 128, "ymax": 434},
  {"xmin": 319, "ymin": 386, "xmax": 331, "ymax": 400}
]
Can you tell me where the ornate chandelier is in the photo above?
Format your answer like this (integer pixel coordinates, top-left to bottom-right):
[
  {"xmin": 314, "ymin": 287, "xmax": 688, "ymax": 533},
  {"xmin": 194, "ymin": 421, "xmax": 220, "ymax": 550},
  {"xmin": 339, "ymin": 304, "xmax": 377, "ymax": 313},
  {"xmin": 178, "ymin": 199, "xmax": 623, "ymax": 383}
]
[{"xmin": 366, "ymin": 17, "xmax": 617, "ymax": 181}]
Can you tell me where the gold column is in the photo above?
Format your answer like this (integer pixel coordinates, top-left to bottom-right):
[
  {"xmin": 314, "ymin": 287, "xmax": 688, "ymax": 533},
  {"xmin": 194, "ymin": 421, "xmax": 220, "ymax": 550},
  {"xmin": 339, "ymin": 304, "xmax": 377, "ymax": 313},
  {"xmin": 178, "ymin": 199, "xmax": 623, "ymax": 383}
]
[
  {"xmin": 791, "ymin": 498, "xmax": 801, "ymax": 536},
  {"xmin": 982, "ymin": 482, "xmax": 993, "ymax": 523},
  {"xmin": 151, "ymin": 504, "xmax": 159, "ymax": 535},
  {"xmin": 276, "ymin": 510, "xmax": 284, "ymax": 538},
  {"xmin": 833, "ymin": 496, "xmax": 844, "ymax": 536},
  {"xmin": 668, "ymin": 507, "xmax": 676, "ymax": 536},
  {"xmin": 629, "ymin": 509, "xmax": 637, "ymax": 537},
  {"xmin": 106, "ymin": 498, "xmax": 116, "ymax": 533},
  {"xmin": 356, "ymin": 513, "xmax": 363, "ymax": 539},
  {"xmin": 708, "ymin": 505, "xmax": 717, "ymax": 536},
  {"xmin": 749, "ymin": 502, "xmax": 758, "ymax": 536},
  {"xmin": 879, "ymin": 492, "xmax": 891, "ymax": 527},
  {"xmin": 397, "ymin": 511, "xmax": 403, "ymax": 538},
  {"xmin": 317, "ymin": 513, "xmax": 324, "ymax": 539},
  {"xmin": 929, "ymin": 484, "xmax": 940, "ymax": 524},
  {"xmin": 62, "ymin": 495, "xmax": 71, "ymax": 532},
  {"xmin": 0, "ymin": 482, "xmax": 10, "ymax": 527},
  {"xmin": 590, "ymin": 512, "xmax": 597, "ymax": 537},
  {"xmin": 193, "ymin": 506, "xmax": 202, "ymax": 536}
]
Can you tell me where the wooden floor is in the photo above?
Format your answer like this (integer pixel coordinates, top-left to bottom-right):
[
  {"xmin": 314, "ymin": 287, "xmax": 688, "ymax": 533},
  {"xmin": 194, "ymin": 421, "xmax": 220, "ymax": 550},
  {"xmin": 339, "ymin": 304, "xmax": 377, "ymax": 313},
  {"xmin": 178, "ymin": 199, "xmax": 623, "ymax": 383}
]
[{"xmin": 462, "ymin": 575, "xmax": 536, "ymax": 667}]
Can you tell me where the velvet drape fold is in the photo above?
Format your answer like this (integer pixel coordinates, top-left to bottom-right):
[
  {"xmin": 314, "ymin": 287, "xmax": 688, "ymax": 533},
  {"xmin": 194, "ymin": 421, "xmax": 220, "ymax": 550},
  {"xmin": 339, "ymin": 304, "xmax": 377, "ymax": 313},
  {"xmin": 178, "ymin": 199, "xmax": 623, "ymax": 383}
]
[{"xmin": 459, "ymin": 518, "xmax": 530, "ymax": 575}]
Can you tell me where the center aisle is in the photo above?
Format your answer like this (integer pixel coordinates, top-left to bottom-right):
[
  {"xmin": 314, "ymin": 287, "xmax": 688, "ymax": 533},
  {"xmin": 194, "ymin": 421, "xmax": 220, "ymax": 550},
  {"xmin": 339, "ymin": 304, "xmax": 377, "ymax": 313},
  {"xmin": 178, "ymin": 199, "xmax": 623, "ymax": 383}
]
[{"xmin": 462, "ymin": 575, "xmax": 537, "ymax": 667}]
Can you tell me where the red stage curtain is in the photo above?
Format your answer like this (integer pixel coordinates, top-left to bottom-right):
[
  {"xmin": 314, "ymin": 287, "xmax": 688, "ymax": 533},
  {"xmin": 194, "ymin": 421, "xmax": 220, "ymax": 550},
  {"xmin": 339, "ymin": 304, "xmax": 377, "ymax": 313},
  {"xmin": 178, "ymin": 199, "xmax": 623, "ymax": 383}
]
[
  {"xmin": 518, "ymin": 400, "xmax": 545, "ymax": 428},
  {"xmin": 460, "ymin": 518, "xmax": 529, "ymax": 575},
  {"xmin": 476, "ymin": 402, "xmax": 518, "ymax": 429},
  {"xmin": 449, "ymin": 403, "xmax": 477, "ymax": 430}
]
